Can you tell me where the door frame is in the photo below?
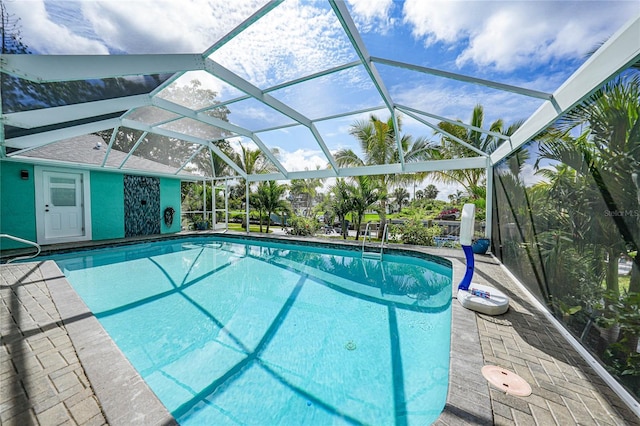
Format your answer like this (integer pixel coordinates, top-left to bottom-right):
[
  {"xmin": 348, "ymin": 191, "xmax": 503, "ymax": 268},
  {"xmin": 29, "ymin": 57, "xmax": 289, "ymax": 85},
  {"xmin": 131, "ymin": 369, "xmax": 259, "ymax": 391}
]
[{"xmin": 34, "ymin": 166, "xmax": 92, "ymax": 245}]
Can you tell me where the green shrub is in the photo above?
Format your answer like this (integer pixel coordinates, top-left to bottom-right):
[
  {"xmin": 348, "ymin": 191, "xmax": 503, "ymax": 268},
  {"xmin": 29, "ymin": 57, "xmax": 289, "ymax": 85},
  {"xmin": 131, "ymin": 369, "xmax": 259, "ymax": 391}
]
[
  {"xmin": 288, "ymin": 216, "xmax": 319, "ymax": 236},
  {"xmin": 390, "ymin": 218, "xmax": 442, "ymax": 246}
]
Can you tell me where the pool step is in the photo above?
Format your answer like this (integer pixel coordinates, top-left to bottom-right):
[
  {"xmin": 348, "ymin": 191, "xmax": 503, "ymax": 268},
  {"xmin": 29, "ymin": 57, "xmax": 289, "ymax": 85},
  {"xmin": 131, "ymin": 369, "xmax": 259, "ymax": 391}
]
[{"xmin": 362, "ymin": 251, "xmax": 383, "ymax": 260}]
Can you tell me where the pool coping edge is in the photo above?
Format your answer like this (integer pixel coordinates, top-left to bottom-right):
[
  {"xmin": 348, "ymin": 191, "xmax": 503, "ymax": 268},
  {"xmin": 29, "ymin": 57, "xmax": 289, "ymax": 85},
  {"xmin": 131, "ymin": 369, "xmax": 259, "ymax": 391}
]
[{"xmin": 42, "ymin": 260, "xmax": 177, "ymax": 426}]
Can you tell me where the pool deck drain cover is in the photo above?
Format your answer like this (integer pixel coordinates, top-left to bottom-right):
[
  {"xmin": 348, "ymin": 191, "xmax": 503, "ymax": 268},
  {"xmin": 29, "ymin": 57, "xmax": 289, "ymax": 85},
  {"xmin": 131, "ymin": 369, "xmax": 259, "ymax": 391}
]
[{"xmin": 481, "ymin": 365, "xmax": 532, "ymax": 396}]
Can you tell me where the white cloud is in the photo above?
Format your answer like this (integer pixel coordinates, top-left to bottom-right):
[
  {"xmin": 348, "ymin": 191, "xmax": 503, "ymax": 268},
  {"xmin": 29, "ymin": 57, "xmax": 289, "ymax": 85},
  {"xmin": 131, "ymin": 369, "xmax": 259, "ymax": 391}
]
[
  {"xmin": 276, "ymin": 148, "xmax": 328, "ymax": 173},
  {"xmin": 402, "ymin": 0, "xmax": 480, "ymax": 45},
  {"xmin": 82, "ymin": 0, "xmax": 267, "ymax": 54},
  {"xmin": 519, "ymin": 162, "xmax": 550, "ymax": 187},
  {"xmin": 6, "ymin": 0, "xmax": 268, "ymax": 54},
  {"xmin": 402, "ymin": 0, "xmax": 637, "ymax": 72},
  {"xmin": 5, "ymin": 1, "xmax": 109, "ymax": 54},
  {"xmin": 210, "ymin": 0, "xmax": 357, "ymax": 88},
  {"xmin": 347, "ymin": 0, "xmax": 395, "ymax": 33}
]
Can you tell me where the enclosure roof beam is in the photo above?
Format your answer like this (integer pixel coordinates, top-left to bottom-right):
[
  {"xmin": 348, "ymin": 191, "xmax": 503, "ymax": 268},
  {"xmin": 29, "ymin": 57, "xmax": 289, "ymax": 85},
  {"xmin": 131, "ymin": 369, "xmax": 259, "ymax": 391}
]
[
  {"xmin": 329, "ymin": 0, "xmax": 404, "ymax": 167},
  {"xmin": 254, "ymin": 105, "xmax": 385, "ymax": 134},
  {"xmin": 329, "ymin": 0, "xmax": 394, "ymax": 113},
  {"xmin": 147, "ymin": 2, "xmax": 284, "ymax": 106},
  {"xmin": 4, "ymin": 118, "xmax": 121, "ymax": 151},
  {"xmin": 4, "ymin": 94, "xmax": 149, "ymax": 129},
  {"xmin": 246, "ymin": 156, "xmax": 487, "ymax": 182},
  {"xmin": 396, "ymin": 104, "xmax": 510, "ymax": 141},
  {"xmin": 204, "ymin": 58, "xmax": 339, "ymax": 171},
  {"xmin": 151, "ymin": 97, "xmax": 249, "ymax": 137},
  {"xmin": 373, "ymin": 57, "xmax": 553, "ymax": 100},
  {"xmin": 121, "ymin": 118, "xmax": 246, "ymax": 178},
  {"xmin": 2, "ymin": 155, "xmax": 202, "ymax": 181},
  {"xmin": 151, "ymin": 97, "xmax": 288, "ymax": 176},
  {"xmin": 118, "ymin": 131, "xmax": 148, "ymax": 169},
  {"xmin": 210, "ymin": 60, "xmax": 362, "ymax": 108},
  {"xmin": 176, "ymin": 145, "xmax": 206, "ymax": 175},
  {"xmin": 398, "ymin": 107, "xmax": 490, "ymax": 157},
  {"xmin": 338, "ymin": 157, "xmax": 487, "ymax": 177},
  {"xmin": 101, "ymin": 125, "xmax": 119, "ymax": 167},
  {"xmin": 248, "ymin": 167, "xmax": 338, "ymax": 182},
  {"xmin": 490, "ymin": 15, "xmax": 640, "ymax": 165},
  {"xmin": 247, "ymin": 172, "xmax": 287, "ymax": 182},
  {"xmin": 251, "ymin": 134, "xmax": 289, "ymax": 178},
  {"xmin": 403, "ymin": 157, "xmax": 488, "ymax": 173},
  {"xmin": 0, "ymin": 54, "xmax": 205, "ymax": 82},
  {"xmin": 201, "ymin": 1, "xmax": 283, "ymax": 58}
]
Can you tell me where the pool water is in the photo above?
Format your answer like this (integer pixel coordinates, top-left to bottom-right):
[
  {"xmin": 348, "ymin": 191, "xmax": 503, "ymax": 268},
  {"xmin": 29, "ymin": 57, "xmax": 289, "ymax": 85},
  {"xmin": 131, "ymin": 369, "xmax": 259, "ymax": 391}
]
[{"xmin": 53, "ymin": 237, "xmax": 452, "ymax": 425}]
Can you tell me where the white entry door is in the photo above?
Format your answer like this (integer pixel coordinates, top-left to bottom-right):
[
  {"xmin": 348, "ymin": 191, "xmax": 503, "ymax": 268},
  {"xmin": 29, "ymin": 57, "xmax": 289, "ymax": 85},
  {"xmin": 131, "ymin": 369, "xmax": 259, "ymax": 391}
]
[{"xmin": 35, "ymin": 168, "xmax": 91, "ymax": 244}]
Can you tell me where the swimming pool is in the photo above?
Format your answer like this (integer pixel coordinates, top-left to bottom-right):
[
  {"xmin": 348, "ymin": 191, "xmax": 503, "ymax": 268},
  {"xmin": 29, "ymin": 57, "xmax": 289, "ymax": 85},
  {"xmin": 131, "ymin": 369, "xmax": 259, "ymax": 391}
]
[{"xmin": 51, "ymin": 236, "xmax": 453, "ymax": 425}]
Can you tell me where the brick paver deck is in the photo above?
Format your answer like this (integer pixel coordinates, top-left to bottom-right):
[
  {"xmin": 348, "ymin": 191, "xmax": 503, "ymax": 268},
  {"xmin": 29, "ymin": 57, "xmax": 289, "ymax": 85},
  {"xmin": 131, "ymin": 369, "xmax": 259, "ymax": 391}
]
[
  {"xmin": 1, "ymin": 262, "xmax": 105, "ymax": 425},
  {"xmin": 455, "ymin": 252, "xmax": 640, "ymax": 426},
  {"xmin": 1, "ymin": 237, "xmax": 639, "ymax": 425}
]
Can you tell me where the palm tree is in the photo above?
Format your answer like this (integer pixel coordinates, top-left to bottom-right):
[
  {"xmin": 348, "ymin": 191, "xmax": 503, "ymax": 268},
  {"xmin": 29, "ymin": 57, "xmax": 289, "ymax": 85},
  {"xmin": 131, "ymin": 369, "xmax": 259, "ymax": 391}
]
[
  {"xmin": 448, "ymin": 190, "xmax": 464, "ymax": 204},
  {"xmin": 334, "ymin": 114, "xmax": 435, "ymax": 227},
  {"xmin": 392, "ymin": 187, "xmax": 410, "ymax": 213},
  {"xmin": 255, "ymin": 180, "xmax": 289, "ymax": 233},
  {"xmin": 289, "ymin": 173, "xmax": 324, "ymax": 217},
  {"xmin": 210, "ymin": 139, "xmax": 236, "ymax": 178},
  {"xmin": 233, "ymin": 143, "xmax": 276, "ymax": 185},
  {"xmin": 326, "ymin": 179, "xmax": 355, "ymax": 239},
  {"xmin": 538, "ymin": 73, "xmax": 640, "ymax": 295},
  {"xmin": 350, "ymin": 175, "xmax": 383, "ymax": 241},
  {"xmin": 232, "ymin": 143, "xmax": 278, "ymax": 214},
  {"xmin": 429, "ymin": 104, "xmax": 522, "ymax": 199},
  {"xmin": 423, "ymin": 184, "xmax": 439, "ymax": 200},
  {"xmin": 534, "ymin": 163, "xmax": 610, "ymax": 299}
]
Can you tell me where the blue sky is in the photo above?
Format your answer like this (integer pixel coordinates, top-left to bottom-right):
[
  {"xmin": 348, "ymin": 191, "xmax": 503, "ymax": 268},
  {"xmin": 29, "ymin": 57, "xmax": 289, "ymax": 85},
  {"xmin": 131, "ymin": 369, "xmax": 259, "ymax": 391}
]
[{"xmin": 7, "ymin": 0, "xmax": 639, "ymax": 199}]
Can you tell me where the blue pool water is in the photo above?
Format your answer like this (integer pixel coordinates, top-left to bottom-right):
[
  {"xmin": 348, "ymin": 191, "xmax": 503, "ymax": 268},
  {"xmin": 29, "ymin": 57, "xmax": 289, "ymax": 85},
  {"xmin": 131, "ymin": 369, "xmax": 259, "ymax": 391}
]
[{"xmin": 52, "ymin": 237, "xmax": 452, "ymax": 425}]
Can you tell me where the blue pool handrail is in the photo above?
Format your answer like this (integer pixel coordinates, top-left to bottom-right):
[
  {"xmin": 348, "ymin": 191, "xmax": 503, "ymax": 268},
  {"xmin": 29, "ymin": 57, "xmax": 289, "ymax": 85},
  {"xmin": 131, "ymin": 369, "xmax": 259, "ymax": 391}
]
[
  {"xmin": 1, "ymin": 234, "xmax": 41, "ymax": 264},
  {"xmin": 456, "ymin": 204, "xmax": 510, "ymax": 316}
]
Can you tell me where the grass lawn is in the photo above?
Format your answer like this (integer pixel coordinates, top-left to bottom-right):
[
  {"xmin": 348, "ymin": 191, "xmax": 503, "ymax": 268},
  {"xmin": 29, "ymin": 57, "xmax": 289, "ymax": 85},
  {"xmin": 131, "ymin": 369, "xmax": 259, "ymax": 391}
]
[
  {"xmin": 344, "ymin": 213, "xmax": 385, "ymax": 223},
  {"xmin": 227, "ymin": 223, "xmax": 272, "ymax": 233}
]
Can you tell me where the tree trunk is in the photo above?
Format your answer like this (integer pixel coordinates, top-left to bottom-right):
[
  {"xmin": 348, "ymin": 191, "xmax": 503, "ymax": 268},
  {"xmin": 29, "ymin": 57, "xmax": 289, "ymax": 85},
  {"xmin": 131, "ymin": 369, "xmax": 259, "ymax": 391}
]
[
  {"xmin": 379, "ymin": 199, "xmax": 387, "ymax": 237},
  {"xmin": 341, "ymin": 217, "xmax": 348, "ymax": 239},
  {"xmin": 629, "ymin": 258, "xmax": 640, "ymax": 294},
  {"xmin": 266, "ymin": 210, "xmax": 271, "ymax": 233},
  {"xmin": 602, "ymin": 250, "xmax": 621, "ymax": 341},
  {"xmin": 606, "ymin": 249, "xmax": 620, "ymax": 297}
]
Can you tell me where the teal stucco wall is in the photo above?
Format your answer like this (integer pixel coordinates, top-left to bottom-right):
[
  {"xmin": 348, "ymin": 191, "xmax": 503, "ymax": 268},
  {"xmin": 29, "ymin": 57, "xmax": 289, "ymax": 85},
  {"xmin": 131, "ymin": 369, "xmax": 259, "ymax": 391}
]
[
  {"xmin": 90, "ymin": 171, "xmax": 125, "ymax": 240},
  {"xmin": 160, "ymin": 178, "xmax": 181, "ymax": 234},
  {"xmin": 89, "ymin": 173, "xmax": 182, "ymax": 238},
  {"xmin": 0, "ymin": 162, "xmax": 37, "ymax": 249},
  {"xmin": 1, "ymin": 162, "xmax": 182, "ymax": 250}
]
